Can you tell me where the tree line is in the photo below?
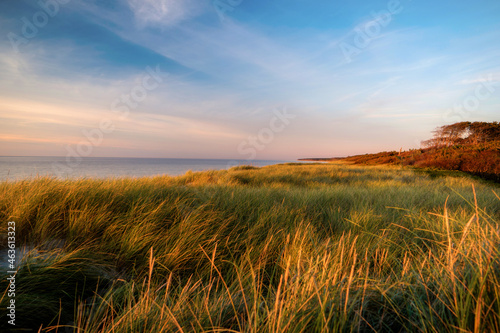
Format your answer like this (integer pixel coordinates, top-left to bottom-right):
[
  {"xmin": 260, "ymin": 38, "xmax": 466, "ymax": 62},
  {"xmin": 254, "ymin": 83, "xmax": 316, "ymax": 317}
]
[{"xmin": 422, "ymin": 121, "xmax": 500, "ymax": 148}]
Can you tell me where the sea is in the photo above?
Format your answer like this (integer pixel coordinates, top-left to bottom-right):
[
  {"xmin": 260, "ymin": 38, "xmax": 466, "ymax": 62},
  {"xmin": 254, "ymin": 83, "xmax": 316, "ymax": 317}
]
[{"xmin": 0, "ymin": 156, "xmax": 293, "ymax": 181}]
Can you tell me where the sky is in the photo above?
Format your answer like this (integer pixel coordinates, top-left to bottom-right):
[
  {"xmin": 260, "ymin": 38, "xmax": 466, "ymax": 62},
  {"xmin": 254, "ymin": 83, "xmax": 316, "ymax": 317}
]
[{"xmin": 0, "ymin": 0, "xmax": 499, "ymax": 160}]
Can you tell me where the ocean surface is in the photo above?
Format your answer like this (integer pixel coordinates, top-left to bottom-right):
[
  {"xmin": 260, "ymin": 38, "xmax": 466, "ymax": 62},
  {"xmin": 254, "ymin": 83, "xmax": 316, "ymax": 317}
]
[{"xmin": 0, "ymin": 156, "xmax": 293, "ymax": 181}]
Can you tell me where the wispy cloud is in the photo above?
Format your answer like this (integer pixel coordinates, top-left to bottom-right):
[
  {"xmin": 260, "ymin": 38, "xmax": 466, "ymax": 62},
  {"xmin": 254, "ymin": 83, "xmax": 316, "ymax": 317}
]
[
  {"xmin": 126, "ymin": 0, "xmax": 206, "ymax": 27},
  {"xmin": 456, "ymin": 73, "xmax": 500, "ymax": 85}
]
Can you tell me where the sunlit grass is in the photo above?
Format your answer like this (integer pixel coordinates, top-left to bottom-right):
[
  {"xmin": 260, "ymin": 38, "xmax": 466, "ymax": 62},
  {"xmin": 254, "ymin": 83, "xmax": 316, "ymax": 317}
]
[{"xmin": 1, "ymin": 162, "xmax": 499, "ymax": 331}]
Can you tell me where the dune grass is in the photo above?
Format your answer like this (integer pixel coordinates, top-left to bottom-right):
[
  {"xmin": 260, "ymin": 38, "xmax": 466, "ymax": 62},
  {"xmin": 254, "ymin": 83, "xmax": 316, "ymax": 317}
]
[{"xmin": 1, "ymin": 162, "xmax": 500, "ymax": 332}]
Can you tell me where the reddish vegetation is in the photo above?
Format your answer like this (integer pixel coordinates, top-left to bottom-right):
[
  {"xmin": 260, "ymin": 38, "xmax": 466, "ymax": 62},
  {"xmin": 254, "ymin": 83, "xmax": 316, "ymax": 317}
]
[{"xmin": 342, "ymin": 122, "xmax": 500, "ymax": 182}]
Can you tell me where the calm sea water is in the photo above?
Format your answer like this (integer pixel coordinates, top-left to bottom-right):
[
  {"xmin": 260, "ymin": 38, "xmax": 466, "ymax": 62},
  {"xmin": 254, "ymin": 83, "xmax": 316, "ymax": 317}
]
[{"xmin": 0, "ymin": 157, "xmax": 292, "ymax": 181}]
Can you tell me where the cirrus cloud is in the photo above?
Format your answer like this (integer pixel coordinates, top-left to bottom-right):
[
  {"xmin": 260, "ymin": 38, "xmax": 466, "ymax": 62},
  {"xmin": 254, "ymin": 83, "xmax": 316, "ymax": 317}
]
[{"xmin": 127, "ymin": 0, "xmax": 205, "ymax": 27}]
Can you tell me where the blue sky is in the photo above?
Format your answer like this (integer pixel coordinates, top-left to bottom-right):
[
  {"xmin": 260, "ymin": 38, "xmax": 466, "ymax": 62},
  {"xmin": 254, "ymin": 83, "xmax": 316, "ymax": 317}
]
[{"xmin": 0, "ymin": 0, "xmax": 499, "ymax": 160}]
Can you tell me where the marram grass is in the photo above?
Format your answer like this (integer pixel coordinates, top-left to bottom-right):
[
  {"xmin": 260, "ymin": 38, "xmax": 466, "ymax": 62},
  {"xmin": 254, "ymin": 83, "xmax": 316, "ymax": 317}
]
[{"xmin": 0, "ymin": 162, "xmax": 499, "ymax": 332}]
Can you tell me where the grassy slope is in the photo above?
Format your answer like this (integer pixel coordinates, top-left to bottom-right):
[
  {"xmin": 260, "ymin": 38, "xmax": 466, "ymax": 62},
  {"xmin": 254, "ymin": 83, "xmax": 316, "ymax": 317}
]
[
  {"xmin": 341, "ymin": 143, "xmax": 500, "ymax": 182},
  {"xmin": 1, "ymin": 163, "xmax": 500, "ymax": 332}
]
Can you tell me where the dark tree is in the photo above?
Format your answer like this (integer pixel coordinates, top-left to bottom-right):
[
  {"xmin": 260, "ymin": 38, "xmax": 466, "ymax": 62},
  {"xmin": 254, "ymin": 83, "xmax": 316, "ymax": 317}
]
[{"xmin": 422, "ymin": 121, "xmax": 500, "ymax": 148}]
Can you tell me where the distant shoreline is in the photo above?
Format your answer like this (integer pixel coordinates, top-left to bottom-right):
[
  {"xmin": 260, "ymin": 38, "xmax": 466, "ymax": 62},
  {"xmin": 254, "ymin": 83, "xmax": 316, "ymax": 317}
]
[{"xmin": 297, "ymin": 157, "xmax": 345, "ymax": 162}]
